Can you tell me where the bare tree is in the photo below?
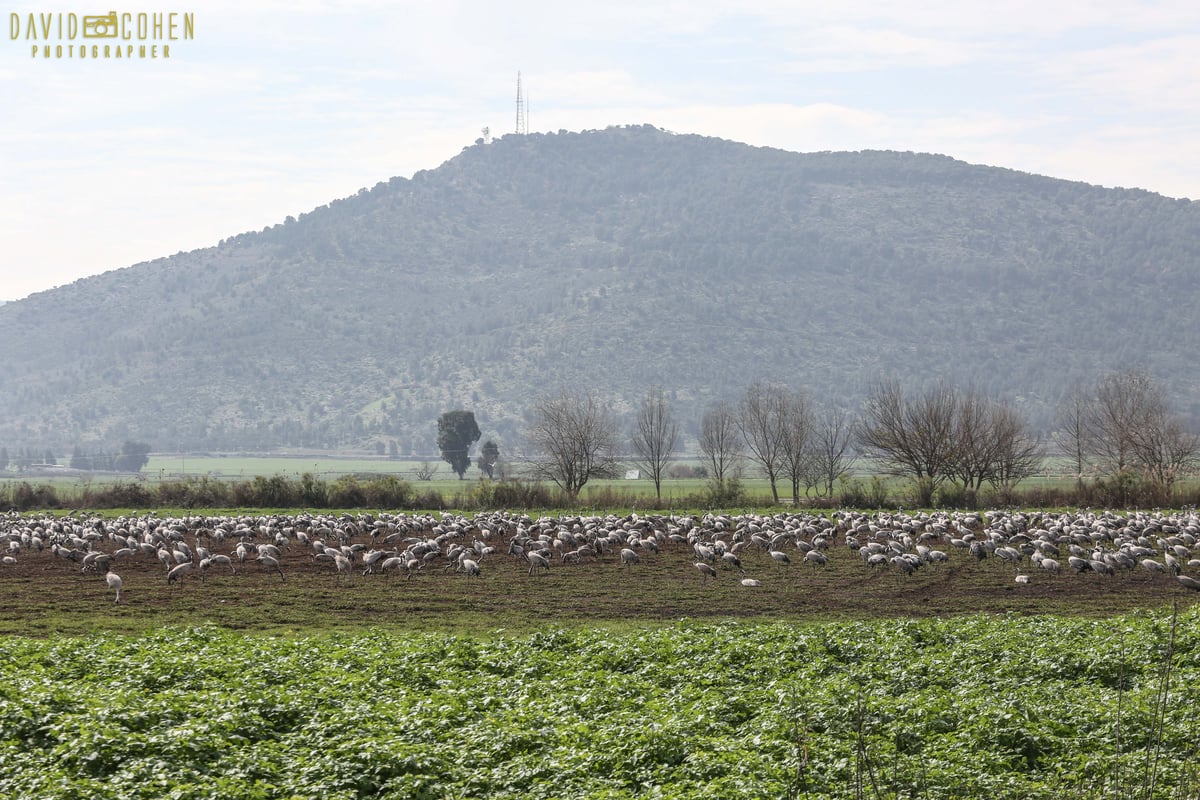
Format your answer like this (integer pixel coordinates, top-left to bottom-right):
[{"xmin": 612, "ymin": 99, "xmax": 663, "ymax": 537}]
[
  {"xmin": 942, "ymin": 388, "xmax": 1042, "ymax": 499},
  {"xmin": 1053, "ymin": 383, "xmax": 1092, "ymax": 491},
  {"xmin": 738, "ymin": 381, "xmax": 789, "ymax": 503},
  {"xmin": 1087, "ymin": 369, "xmax": 1158, "ymax": 477},
  {"xmin": 855, "ymin": 380, "xmax": 957, "ymax": 507},
  {"xmin": 1056, "ymin": 370, "xmax": 1199, "ymax": 497},
  {"xmin": 811, "ymin": 407, "xmax": 854, "ymax": 498},
  {"xmin": 527, "ymin": 389, "xmax": 619, "ymax": 498},
  {"xmin": 699, "ymin": 401, "xmax": 742, "ymax": 494},
  {"xmin": 1128, "ymin": 395, "xmax": 1200, "ymax": 493},
  {"xmin": 987, "ymin": 402, "xmax": 1043, "ymax": 490},
  {"xmin": 778, "ymin": 388, "xmax": 815, "ymax": 505},
  {"xmin": 947, "ymin": 387, "xmax": 993, "ymax": 493},
  {"xmin": 630, "ymin": 386, "xmax": 678, "ymax": 500}
]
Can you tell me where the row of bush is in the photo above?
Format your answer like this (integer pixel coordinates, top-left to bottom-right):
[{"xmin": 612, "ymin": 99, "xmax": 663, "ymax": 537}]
[{"xmin": 1, "ymin": 472, "xmax": 1197, "ymax": 512}]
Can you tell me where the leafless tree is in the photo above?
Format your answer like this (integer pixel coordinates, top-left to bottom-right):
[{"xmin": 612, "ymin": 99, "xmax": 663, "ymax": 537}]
[
  {"xmin": 1128, "ymin": 394, "xmax": 1200, "ymax": 493},
  {"xmin": 987, "ymin": 402, "xmax": 1043, "ymax": 490},
  {"xmin": 738, "ymin": 381, "xmax": 789, "ymax": 503},
  {"xmin": 699, "ymin": 401, "xmax": 742, "ymax": 492},
  {"xmin": 630, "ymin": 386, "xmax": 678, "ymax": 500},
  {"xmin": 1053, "ymin": 370, "xmax": 1198, "ymax": 497},
  {"xmin": 1087, "ymin": 369, "xmax": 1158, "ymax": 477},
  {"xmin": 811, "ymin": 407, "xmax": 854, "ymax": 498},
  {"xmin": 527, "ymin": 389, "xmax": 619, "ymax": 498},
  {"xmin": 947, "ymin": 387, "xmax": 993, "ymax": 492},
  {"xmin": 1054, "ymin": 383, "xmax": 1092, "ymax": 491},
  {"xmin": 855, "ymin": 380, "xmax": 957, "ymax": 507},
  {"xmin": 944, "ymin": 389, "xmax": 1042, "ymax": 497},
  {"xmin": 778, "ymin": 388, "xmax": 815, "ymax": 505}
]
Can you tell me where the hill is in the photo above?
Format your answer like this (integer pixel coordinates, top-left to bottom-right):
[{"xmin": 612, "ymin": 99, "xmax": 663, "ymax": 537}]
[{"xmin": 1, "ymin": 124, "xmax": 1198, "ymax": 456}]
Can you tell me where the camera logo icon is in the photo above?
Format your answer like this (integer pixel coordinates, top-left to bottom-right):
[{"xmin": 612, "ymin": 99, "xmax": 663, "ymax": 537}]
[{"xmin": 83, "ymin": 12, "xmax": 118, "ymax": 38}]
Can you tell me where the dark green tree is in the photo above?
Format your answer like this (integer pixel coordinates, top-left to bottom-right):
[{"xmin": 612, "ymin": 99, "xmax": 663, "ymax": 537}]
[
  {"xmin": 114, "ymin": 441, "xmax": 152, "ymax": 473},
  {"xmin": 476, "ymin": 439, "xmax": 500, "ymax": 479},
  {"xmin": 437, "ymin": 411, "xmax": 482, "ymax": 479}
]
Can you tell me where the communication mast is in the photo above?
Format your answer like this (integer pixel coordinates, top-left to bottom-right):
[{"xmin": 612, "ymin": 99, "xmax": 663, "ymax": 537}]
[{"xmin": 515, "ymin": 71, "xmax": 527, "ymax": 135}]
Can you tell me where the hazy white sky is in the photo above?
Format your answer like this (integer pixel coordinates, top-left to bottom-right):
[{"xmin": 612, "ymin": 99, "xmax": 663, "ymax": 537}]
[{"xmin": 3, "ymin": 0, "xmax": 1199, "ymax": 301}]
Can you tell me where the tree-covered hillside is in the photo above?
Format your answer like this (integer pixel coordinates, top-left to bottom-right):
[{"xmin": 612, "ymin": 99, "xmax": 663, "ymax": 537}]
[{"xmin": 1, "ymin": 124, "xmax": 1198, "ymax": 454}]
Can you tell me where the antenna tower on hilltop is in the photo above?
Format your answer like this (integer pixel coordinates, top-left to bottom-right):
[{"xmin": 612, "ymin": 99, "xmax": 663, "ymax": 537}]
[{"xmin": 515, "ymin": 71, "xmax": 527, "ymax": 135}]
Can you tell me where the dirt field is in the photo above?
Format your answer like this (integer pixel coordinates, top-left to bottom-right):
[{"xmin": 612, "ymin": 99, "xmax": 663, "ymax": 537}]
[{"xmin": 1, "ymin": 509, "xmax": 1196, "ymax": 636}]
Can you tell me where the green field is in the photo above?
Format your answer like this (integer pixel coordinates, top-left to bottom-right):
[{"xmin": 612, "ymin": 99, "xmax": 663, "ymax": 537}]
[
  {"xmin": 2, "ymin": 502, "xmax": 1200, "ymax": 798},
  {"xmin": 0, "ymin": 614, "xmax": 1196, "ymax": 799},
  {"xmin": 6, "ymin": 453, "xmax": 1102, "ymax": 507}
]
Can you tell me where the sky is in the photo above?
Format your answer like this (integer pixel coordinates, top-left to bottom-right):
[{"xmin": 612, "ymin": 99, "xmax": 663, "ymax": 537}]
[{"xmin": 3, "ymin": 0, "xmax": 1200, "ymax": 301}]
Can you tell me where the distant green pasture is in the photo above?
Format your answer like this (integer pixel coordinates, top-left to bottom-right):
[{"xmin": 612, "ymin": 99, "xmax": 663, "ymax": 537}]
[{"xmin": 8, "ymin": 453, "xmax": 1174, "ymax": 507}]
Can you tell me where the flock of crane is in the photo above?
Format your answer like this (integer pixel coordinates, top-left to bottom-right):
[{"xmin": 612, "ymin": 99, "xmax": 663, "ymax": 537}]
[{"xmin": 2, "ymin": 506, "xmax": 1200, "ymax": 604}]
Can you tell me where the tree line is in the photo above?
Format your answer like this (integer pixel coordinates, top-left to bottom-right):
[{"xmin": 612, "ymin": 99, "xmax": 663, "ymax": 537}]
[
  {"xmin": 517, "ymin": 370, "xmax": 1199, "ymax": 507},
  {"xmin": 0, "ymin": 442, "xmax": 151, "ymax": 474}
]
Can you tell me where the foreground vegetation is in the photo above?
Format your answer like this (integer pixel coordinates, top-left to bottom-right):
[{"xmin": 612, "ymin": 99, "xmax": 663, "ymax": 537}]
[
  {"xmin": 0, "ymin": 612, "xmax": 1197, "ymax": 799},
  {"xmin": 3, "ymin": 506, "xmax": 1198, "ymax": 797}
]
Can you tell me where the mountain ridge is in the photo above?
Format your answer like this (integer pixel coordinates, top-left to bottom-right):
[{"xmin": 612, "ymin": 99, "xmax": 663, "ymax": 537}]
[{"xmin": 1, "ymin": 124, "xmax": 1197, "ymax": 455}]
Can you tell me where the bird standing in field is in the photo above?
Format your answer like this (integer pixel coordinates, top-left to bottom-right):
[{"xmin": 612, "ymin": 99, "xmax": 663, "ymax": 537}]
[
  {"xmin": 527, "ymin": 551, "xmax": 550, "ymax": 576},
  {"xmin": 166, "ymin": 561, "xmax": 192, "ymax": 587},
  {"xmin": 257, "ymin": 553, "xmax": 285, "ymax": 580},
  {"xmin": 105, "ymin": 570, "xmax": 123, "ymax": 603}
]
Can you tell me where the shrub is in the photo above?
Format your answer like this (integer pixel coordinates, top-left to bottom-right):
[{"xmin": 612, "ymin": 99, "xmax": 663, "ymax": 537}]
[
  {"xmin": 935, "ymin": 483, "xmax": 975, "ymax": 509},
  {"xmin": 155, "ymin": 477, "xmax": 232, "ymax": 508},
  {"xmin": 667, "ymin": 464, "xmax": 708, "ymax": 479},
  {"xmin": 362, "ymin": 475, "xmax": 413, "ymax": 508},
  {"xmin": 489, "ymin": 480, "xmax": 555, "ymax": 508},
  {"xmin": 5, "ymin": 481, "xmax": 61, "ymax": 511},
  {"xmin": 82, "ymin": 481, "xmax": 152, "ymax": 509},
  {"xmin": 704, "ymin": 477, "xmax": 744, "ymax": 507},
  {"xmin": 328, "ymin": 476, "xmax": 367, "ymax": 508},
  {"xmin": 299, "ymin": 472, "xmax": 328, "ymax": 507}
]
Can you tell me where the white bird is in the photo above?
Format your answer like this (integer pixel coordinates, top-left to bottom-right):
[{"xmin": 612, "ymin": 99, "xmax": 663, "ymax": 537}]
[
  {"xmin": 1141, "ymin": 558, "xmax": 1167, "ymax": 575},
  {"xmin": 740, "ymin": 578, "xmax": 761, "ymax": 587},
  {"xmin": 333, "ymin": 553, "xmax": 354, "ymax": 584},
  {"xmin": 105, "ymin": 570, "xmax": 123, "ymax": 603},
  {"xmin": 1177, "ymin": 575, "xmax": 1200, "ymax": 592},
  {"xmin": 166, "ymin": 562, "xmax": 192, "ymax": 586},
  {"xmin": 206, "ymin": 554, "xmax": 236, "ymax": 574},
  {"xmin": 527, "ymin": 551, "xmax": 550, "ymax": 575},
  {"xmin": 257, "ymin": 553, "xmax": 285, "ymax": 580}
]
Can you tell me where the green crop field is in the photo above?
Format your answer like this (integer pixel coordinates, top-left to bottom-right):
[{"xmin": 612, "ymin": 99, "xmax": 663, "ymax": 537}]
[
  {"xmin": 0, "ymin": 614, "xmax": 1197, "ymax": 799},
  {"xmin": 3, "ymin": 505, "xmax": 1199, "ymax": 798}
]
